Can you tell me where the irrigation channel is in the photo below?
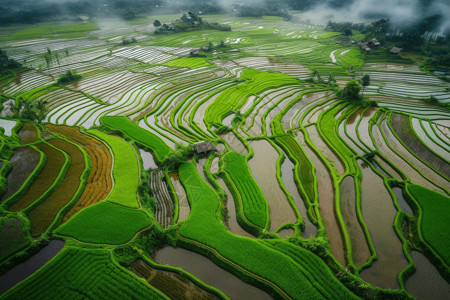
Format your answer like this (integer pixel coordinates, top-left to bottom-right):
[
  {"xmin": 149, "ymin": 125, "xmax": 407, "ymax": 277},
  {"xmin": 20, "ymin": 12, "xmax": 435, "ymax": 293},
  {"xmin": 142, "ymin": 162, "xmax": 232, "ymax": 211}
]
[
  {"xmin": 0, "ymin": 240, "xmax": 65, "ymax": 295},
  {"xmin": 0, "ymin": 13, "xmax": 449, "ymax": 300},
  {"xmin": 153, "ymin": 246, "xmax": 272, "ymax": 300}
]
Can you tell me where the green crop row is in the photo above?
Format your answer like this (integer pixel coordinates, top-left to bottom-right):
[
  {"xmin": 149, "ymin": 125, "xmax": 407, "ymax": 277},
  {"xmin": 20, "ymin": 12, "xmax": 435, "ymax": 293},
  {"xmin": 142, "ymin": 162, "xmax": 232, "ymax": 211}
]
[
  {"xmin": 88, "ymin": 129, "xmax": 141, "ymax": 208},
  {"xmin": 54, "ymin": 202, "xmax": 151, "ymax": 244},
  {"xmin": 205, "ymin": 69, "xmax": 300, "ymax": 126},
  {"xmin": 165, "ymin": 57, "xmax": 211, "ymax": 68},
  {"xmin": 406, "ymin": 184, "xmax": 450, "ymax": 267},
  {"xmin": 1, "ymin": 247, "xmax": 167, "ymax": 299},
  {"xmin": 177, "ymin": 162, "xmax": 359, "ymax": 300},
  {"xmin": 222, "ymin": 151, "xmax": 269, "ymax": 231},
  {"xmin": 100, "ymin": 116, "xmax": 172, "ymax": 163}
]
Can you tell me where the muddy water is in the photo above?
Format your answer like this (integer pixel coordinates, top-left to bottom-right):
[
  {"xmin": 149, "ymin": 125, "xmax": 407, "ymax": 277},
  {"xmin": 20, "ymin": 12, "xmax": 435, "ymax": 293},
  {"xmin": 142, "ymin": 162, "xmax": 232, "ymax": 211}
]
[
  {"xmin": 405, "ymin": 251, "xmax": 450, "ymax": 300},
  {"xmin": 371, "ymin": 123, "xmax": 445, "ymax": 193},
  {"xmin": 278, "ymin": 228, "xmax": 294, "ymax": 238},
  {"xmin": 339, "ymin": 176, "xmax": 371, "ymax": 266},
  {"xmin": 153, "ymin": 246, "xmax": 272, "ymax": 300},
  {"xmin": 345, "ymin": 108, "xmax": 367, "ymax": 151},
  {"xmin": 380, "ymin": 120, "xmax": 449, "ymax": 191},
  {"xmin": 306, "ymin": 125, "xmax": 345, "ymax": 177},
  {"xmin": 219, "ymin": 132, "xmax": 248, "ymax": 156},
  {"xmin": 139, "ymin": 149, "xmax": 157, "ymax": 169},
  {"xmin": 338, "ymin": 120, "xmax": 364, "ymax": 155},
  {"xmin": 0, "ymin": 119, "xmax": 16, "ymax": 136},
  {"xmin": 217, "ymin": 178, "xmax": 253, "ymax": 238},
  {"xmin": 18, "ymin": 122, "xmax": 39, "ymax": 144},
  {"xmin": 295, "ymin": 131, "xmax": 346, "ymax": 266},
  {"xmin": 195, "ymin": 158, "xmax": 215, "ymax": 189},
  {"xmin": 280, "ymin": 154, "xmax": 316, "ymax": 238},
  {"xmin": 358, "ymin": 160, "xmax": 408, "ymax": 289},
  {"xmin": 222, "ymin": 113, "xmax": 235, "ymax": 127},
  {"xmin": 0, "ymin": 240, "xmax": 65, "ymax": 295},
  {"xmin": 358, "ymin": 108, "xmax": 377, "ymax": 149},
  {"xmin": 210, "ymin": 157, "xmax": 219, "ymax": 173},
  {"xmin": 1, "ymin": 146, "xmax": 41, "ymax": 202},
  {"xmin": 169, "ymin": 172, "xmax": 190, "ymax": 222},
  {"xmin": 132, "ymin": 259, "xmax": 219, "ymax": 300},
  {"xmin": 375, "ymin": 156, "xmax": 403, "ymax": 181},
  {"xmin": 248, "ymin": 140, "xmax": 297, "ymax": 232},
  {"xmin": 392, "ymin": 187, "xmax": 414, "ymax": 216}
]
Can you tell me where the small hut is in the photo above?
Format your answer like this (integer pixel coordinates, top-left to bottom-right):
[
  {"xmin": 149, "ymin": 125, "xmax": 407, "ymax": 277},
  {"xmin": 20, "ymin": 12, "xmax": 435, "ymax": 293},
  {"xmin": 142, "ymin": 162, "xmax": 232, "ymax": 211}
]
[
  {"xmin": 193, "ymin": 141, "xmax": 216, "ymax": 155},
  {"xmin": 390, "ymin": 47, "xmax": 403, "ymax": 54}
]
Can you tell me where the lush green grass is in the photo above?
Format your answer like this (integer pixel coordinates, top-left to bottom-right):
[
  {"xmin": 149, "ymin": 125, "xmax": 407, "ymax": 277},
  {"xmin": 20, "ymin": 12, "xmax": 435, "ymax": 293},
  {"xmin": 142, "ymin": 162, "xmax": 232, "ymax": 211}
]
[
  {"xmin": 100, "ymin": 116, "xmax": 172, "ymax": 163},
  {"xmin": 54, "ymin": 202, "xmax": 150, "ymax": 244},
  {"xmin": 165, "ymin": 57, "xmax": 210, "ymax": 68},
  {"xmin": 177, "ymin": 162, "xmax": 358, "ymax": 300},
  {"xmin": 89, "ymin": 129, "xmax": 141, "ymax": 208},
  {"xmin": 0, "ymin": 22, "xmax": 98, "ymax": 42},
  {"xmin": 1, "ymin": 247, "xmax": 167, "ymax": 299},
  {"xmin": 206, "ymin": 69, "xmax": 299, "ymax": 126},
  {"xmin": 223, "ymin": 152, "xmax": 269, "ymax": 230},
  {"xmin": 0, "ymin": 214, "xmax": 32, "ymax": 261},
  {"xmin": 407, "ymin": 184, "xmax": 450, "ymax": 265}
]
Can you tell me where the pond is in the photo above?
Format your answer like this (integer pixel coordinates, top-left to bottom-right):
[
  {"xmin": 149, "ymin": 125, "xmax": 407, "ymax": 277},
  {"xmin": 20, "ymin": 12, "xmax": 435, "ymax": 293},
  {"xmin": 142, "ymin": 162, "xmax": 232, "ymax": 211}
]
[{"xmin": 139, "ymin": 148, "xmax": 157, "ymax": 169}]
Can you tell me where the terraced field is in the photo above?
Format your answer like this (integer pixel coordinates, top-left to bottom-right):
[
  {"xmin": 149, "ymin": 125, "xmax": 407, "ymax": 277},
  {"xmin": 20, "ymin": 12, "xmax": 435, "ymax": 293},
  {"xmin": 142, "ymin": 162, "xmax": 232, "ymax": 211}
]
[{"xmin": 0, "ymin": 13, "xmax": 449, "ymax": 300}]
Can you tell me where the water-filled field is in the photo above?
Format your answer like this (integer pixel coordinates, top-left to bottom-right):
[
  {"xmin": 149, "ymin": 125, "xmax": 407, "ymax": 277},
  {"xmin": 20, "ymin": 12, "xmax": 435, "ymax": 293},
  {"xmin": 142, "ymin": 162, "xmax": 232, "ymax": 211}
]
[{"xmin": 0, "ymin": 13, "xmax": 449, "ymax": 300}]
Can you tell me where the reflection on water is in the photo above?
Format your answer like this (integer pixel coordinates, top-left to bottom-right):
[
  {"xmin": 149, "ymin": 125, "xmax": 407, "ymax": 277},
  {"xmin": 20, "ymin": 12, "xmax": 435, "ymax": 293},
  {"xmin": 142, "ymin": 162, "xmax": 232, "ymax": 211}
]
[
  {"xmin": 405, "ymin": 251, "xmax": 450, "ymax": 300},
  {"xmin": 0, "ymin": 240, "xmax": 65, "ymax": 295},
  {"xmin": 139, "ymin": 148, "xmax": 157, "ymax": 169},
  {"xmin": 392, "ymin": 187, "xmax": 414, "ymax": 216},
  {"xmin": 358, "ymin": 160, "xmax": 408, "ymax": 289},
  {"xmin": 169, "ymin": 172, "xmax": 190, "ymax": 222},
  {"xmin": 153, "ymin": 246, "xmax": 272, "ymax": 300}
]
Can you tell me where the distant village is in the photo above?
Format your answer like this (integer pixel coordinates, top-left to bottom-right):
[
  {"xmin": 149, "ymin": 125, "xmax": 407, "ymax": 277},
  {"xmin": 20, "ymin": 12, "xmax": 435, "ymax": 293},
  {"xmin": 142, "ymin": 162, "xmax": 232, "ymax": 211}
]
[{"xmin": 154, "ymin": 12, "xmax": 231, "ymax": 34}]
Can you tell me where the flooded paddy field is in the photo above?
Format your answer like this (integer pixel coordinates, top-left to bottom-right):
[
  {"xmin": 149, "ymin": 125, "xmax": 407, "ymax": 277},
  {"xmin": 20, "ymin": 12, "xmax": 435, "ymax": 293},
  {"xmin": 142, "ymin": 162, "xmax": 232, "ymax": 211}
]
[{"xmin": 0, "ymin": 11, "xmax": 449, "ymax": 300}]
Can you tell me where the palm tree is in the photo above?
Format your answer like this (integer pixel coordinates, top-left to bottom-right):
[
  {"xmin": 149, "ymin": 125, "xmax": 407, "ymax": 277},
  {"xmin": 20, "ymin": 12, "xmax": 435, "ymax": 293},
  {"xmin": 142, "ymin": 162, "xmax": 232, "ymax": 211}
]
[
  {"xmin": 35, "ymin": 100, "xmax": 48, "ymax": 123},
  {"xmin": 21, "ymin": 99, "xmax": 36, "ymax": 120}
]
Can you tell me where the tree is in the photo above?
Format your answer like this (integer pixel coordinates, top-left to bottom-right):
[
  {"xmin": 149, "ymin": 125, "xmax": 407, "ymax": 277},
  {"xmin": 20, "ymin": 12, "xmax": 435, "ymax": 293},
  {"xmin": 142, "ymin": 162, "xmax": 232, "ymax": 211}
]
[
  {"xmin": 153, "ymin": 20, "xmax": 161, "ymax": 27},
  {"xmin": 361, "ymin": 74, "xmax": 370, "ymax": 96},
  {"xmin": 35, "ymin": 99, "xmax": 48, "ymax": 123},
  {"xmin": 338, "ymin": 80, "xmax": 361, "ymax": 102}
]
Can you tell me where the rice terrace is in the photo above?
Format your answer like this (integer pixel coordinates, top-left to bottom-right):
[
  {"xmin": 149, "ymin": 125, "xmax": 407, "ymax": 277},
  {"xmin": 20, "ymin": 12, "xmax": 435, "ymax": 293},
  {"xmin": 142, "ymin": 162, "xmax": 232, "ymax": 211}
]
[{"xmin": 0, "ymin": 0, "xmax": 449, "ymax": 299}]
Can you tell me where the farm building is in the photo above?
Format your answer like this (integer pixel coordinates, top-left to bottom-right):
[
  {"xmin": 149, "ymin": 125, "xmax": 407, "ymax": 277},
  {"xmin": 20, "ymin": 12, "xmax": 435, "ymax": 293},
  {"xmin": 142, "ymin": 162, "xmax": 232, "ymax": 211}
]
[
  {"xmin": 390, "ymin": 47, "xmax": 403, "ymax": 54},
  {"xmin": 193, "ymin": 141, "xmax": 216, "ymax": 154}
]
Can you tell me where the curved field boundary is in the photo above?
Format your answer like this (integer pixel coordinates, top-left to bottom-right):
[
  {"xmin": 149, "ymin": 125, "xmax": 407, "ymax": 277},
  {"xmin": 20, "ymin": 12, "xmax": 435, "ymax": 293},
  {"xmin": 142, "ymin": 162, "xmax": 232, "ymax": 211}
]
[
  {"xmin": 26, "ymin": 137, "xmax": 90, "ymax": 237},
  {"xmin": 0, "ymin": 145, "xmax": 46, "ymax": 205},
  {"xmin": 139, "ymin": 255, "xmax": 229, "ymax": 300},
  {"xmin": 389, "ymin": 113, "xmax": 449, "ymax": 179},
  {"xmin": 6, "ymin": 141, "xmax": 70, "ymax": 212},
  {"xmin": 88, "ymin": 130, "xmax": 140, "ymax": 208},
  {"xmin": 151, "ymin": 170, "xmax": 174, "ymax": 228},
  {"xmin": 54, "ymin": 201, "xmax": 151, "ymax": 245},
  {"xmin": 44, "ymin": 125, "xmax": 113, "ymax": 223},
  {"xmin": 177, "ymin": 162, "xmax": 359, "ymax": 300},
  {"xmin": 1, "ymin": 247, "xmax": 168, "ymax": 299},
  {"xmin": 100, "ymin": 116, "xmax": 172, "ymax": 163},
  {"xmin": 406, "ymin": 184, "xmax": 450, "ymax": 269},
  {"xmin": 222, "ymin": 151, "xmax": 269, "ymax": 231}
]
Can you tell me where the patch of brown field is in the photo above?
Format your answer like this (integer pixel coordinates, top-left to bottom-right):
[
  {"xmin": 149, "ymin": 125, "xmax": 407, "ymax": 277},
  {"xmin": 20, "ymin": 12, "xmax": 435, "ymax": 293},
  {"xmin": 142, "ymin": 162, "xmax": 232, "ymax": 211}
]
[
  {"xmin": 45, "ymin": 125, "xmax": 113, "ymax": 223},
  {"xmin": 131, "ymin": 259, "xmax": 219, "ymax": 300},
  {"xmin": 27, "ymin": 138, "xmax": 85, "ymax": 237},
  {"xmin": 9, "ymin": 142, "xmax": 65, "ymax": 212},
  {"xmin": 18, "ymin": 122, "xmax": 39, "ymax": 144}
]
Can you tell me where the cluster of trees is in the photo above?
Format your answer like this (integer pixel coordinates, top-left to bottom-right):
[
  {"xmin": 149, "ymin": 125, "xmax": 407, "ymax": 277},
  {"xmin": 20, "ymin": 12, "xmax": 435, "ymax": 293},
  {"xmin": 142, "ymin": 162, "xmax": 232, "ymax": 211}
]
[
  {"xmin": 3, "ymin": 97, "xmax": 48, "ymax": 123},
  {"xmin": 0, "ymin": 50, "xmax": 22, "ymax": 75},
  {"xmin": 0, "ymin": 0, "xmax": 163, "ymax": 24},
  {"xmin": 337, "ymin": 75, "xmax": 377, "ymax": 107},
  {"xmin": 56, "ymin": 70, "xmax": 81, "ymax": 85},
  {"xmin": 232, "ymin": 2, "xmax": 292, "ymax": 21},
  {"xmin": 154, "ymin": 12, "xmax": 230, "ymax": 34},
  {"xmin": 327, "ymin": 16, "xmax": 450, "ymax": 67}
]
